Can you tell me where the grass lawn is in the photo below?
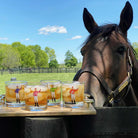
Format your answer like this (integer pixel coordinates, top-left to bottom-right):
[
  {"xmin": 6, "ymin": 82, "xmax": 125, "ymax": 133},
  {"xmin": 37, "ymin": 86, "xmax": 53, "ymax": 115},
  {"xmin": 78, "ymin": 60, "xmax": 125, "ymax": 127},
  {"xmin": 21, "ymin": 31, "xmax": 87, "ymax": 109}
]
[{"xmin": 0, "ymin": 73, "xmax": 76, "ymax": 94}]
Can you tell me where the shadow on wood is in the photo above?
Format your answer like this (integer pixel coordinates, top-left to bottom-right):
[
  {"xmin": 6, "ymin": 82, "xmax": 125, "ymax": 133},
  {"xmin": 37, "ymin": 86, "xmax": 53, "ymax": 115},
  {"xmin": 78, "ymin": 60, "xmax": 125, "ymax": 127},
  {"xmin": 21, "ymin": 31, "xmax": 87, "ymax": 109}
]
[
  {"xmin": 24, "ymin": 117, "xmax": 68, "ymax": 138},
  {"xmin": 0, "ymin": 117, "xmax": 22, "ymax": 138},
  {"xmin": 64, "ymin": 107, "xmax": 138, "ymax": 138},
  {"xmin": 1, "ymin": 107, "xmax": 138, "ymax": 138}
]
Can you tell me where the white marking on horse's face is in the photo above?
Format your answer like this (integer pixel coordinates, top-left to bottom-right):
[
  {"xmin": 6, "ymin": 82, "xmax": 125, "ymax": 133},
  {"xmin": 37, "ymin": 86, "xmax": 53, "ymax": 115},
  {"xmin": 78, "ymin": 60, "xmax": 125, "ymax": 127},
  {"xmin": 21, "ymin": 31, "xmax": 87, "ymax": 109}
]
[{"xmin": 78, "ymin": 72, "xmax": 106, "ymax": 107}]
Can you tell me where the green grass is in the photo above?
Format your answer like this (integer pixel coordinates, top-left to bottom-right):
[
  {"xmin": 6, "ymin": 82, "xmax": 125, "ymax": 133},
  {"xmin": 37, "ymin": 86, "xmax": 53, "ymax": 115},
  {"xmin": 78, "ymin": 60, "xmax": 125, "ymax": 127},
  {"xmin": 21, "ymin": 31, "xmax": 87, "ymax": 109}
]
[{"xmin": 0, "ymin": 73, "xmax": 76, "ymax": 94}]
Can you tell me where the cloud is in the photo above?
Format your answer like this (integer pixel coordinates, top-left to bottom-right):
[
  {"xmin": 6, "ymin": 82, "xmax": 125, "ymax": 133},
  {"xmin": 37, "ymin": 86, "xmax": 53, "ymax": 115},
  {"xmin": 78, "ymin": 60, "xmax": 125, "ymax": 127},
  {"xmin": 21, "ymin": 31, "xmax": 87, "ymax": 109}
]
[
  {"xmin": 134, "ymin": 26, "xmax": 138, "ymax": 29},
  {"xmin": 71, "ymin": 35, "xmax": 82, "ymax": 40},
  {"xmin": 25, "ymin": 38, "xmax": 30, "ymax": 41},
  {"xmin": 38, "ymin": 25, "xmax": 67, "ymax": 35},
  {"xmin": 0, "ymin": 37, "xmax": 8, "ymax": 40}
]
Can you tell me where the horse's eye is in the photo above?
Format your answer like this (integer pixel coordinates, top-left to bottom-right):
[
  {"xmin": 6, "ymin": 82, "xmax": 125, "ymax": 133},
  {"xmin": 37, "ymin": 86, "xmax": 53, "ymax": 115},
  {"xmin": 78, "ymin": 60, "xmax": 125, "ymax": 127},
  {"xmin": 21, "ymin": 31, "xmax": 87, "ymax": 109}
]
[{"xmin": 117, "ymin": 46, "xmax": 126, "ymax": 55}]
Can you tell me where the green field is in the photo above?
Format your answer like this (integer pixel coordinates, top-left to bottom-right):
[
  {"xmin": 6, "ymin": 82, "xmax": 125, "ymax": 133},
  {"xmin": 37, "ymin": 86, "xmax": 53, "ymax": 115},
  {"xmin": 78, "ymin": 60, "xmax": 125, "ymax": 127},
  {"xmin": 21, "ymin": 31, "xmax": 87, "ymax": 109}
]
[{"xmin": 0, "ymin": 73, "xmax": 76, "ymax": 94}]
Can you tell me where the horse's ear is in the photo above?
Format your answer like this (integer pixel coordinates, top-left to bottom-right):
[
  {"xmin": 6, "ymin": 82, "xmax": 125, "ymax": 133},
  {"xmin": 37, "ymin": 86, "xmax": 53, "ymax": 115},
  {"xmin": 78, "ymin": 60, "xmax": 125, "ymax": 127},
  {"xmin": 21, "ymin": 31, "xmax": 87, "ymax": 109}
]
[
  {"xmin": 119, "ymin": 1, "xmax": 133, "ymax": 35},
  {"xmin": 83, "ymin": 8, "xmax": 98, "ymax": 34}
]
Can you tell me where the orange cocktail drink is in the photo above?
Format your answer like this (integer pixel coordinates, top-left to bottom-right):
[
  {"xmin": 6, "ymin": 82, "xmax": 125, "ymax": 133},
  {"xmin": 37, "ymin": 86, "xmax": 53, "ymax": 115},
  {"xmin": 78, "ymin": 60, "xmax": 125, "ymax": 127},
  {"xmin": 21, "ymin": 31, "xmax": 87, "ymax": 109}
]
[
  {"xmin": 41, "ymin": 80, "xmax": 61, "ymax": 106},
  {"xmin": 24, "ymin": 83, "xmax": 49, "ymax": 111},
  {"xmin": 62, "ymin": 81, "xmax": 84, "ymax": 108},
  {"xmin": 5, "ymin": 81, "xmax": 27, "ymax": 107}
]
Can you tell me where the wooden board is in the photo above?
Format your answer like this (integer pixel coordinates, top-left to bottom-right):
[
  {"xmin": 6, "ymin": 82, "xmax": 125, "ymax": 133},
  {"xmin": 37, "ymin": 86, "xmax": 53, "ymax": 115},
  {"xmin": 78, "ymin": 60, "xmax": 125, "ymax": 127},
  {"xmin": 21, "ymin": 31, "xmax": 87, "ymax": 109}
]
[{"xmin": 0, "ymin": 104, "xmax": 96, "ymax": 117}]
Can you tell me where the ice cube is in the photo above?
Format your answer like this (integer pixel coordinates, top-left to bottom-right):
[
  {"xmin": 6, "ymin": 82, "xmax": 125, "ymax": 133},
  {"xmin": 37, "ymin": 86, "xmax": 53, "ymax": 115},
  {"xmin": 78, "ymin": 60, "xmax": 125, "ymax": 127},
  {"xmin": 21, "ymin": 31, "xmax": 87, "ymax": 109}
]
[
  {"xmin": 53, "ymin": 82, "xmax": 61, "ymax": 87},
  {"xmin": 30, "ymin": 85, "xmax": 47, "ymax": 92},
  {"xmin": 24, "ymin": 87, "xmax": 31, "ymax": 93},
  {"xmin": 63, "ymin": 83, "xmax": 73, "ymax": 88},
  {"xmin": 73, "ymin": 81, "xmax": 80, "ymax": 89},
  {"xmin": 46, "ymin": 82, "xmax": 61, "ymax": 88},
  {"xmin": 8, "ymin": 84, "xmax": 22, "ymax": 89}
]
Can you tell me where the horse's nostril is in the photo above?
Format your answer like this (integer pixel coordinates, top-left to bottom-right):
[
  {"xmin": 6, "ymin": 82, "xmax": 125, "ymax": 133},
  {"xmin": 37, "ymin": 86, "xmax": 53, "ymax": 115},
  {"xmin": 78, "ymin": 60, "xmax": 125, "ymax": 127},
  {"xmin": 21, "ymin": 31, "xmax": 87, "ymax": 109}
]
[
  {"xmin": 84, "ymin": 92, "xmax": 94, "ymax": 100},
  {"xmin": 84, "ymin": 93, "xmax": 95, "ymax": 105}
]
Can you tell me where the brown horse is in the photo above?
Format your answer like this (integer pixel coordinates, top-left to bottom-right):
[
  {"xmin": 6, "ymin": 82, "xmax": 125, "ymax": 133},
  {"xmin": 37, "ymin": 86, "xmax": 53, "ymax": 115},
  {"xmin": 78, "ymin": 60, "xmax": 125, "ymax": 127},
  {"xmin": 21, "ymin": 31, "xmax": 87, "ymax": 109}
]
[{"xmin": 74, "ymin": 1, "xmax": 138, "ymax": 107}]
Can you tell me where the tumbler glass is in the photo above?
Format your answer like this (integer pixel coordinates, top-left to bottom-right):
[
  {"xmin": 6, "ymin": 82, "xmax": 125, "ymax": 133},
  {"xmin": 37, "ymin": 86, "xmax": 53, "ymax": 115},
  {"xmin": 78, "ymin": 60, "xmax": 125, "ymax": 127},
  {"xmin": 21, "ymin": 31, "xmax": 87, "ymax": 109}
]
[
  {"xmin": 24, "ymin": 82, "xmax": 49, "ymax": 111},
  {"xmin": 5, "ymin": 81, "xmax": 27, "ymax": 107},
  {"xmin": 62, "ymin": 81, "xmax": 84, "ymax": 108},
  {"xmin": 41, "ymin": 80, "xmax": 61, "ymax": 106}
]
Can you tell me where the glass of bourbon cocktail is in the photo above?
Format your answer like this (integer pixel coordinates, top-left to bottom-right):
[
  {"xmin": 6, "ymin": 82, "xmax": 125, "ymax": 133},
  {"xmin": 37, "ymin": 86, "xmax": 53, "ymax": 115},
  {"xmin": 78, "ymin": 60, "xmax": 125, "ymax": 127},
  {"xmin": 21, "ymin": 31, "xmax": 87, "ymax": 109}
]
[
  {"xmin": 41, "ymin": 80, "xmax": 61, "ymax": 106},
  {"xmin": 5, "ymin": 81, "xmax": 27, "ymax": 107},
  {"xmin": 24, "ymin": 82, "xmax": 49, "ymax": 111},
  {"xmin": 62, "ymin": 81, "xmax": 84, "ymax": 108}
]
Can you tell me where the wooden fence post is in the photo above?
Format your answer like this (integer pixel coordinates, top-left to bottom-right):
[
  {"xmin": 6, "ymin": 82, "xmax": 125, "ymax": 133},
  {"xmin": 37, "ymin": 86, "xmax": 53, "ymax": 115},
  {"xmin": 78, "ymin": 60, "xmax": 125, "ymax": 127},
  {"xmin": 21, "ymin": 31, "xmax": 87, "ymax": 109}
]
[
  {"xmin": 24, "ymin": 117, "xmax": 68, "ymax": 138},
  {"xmin": 0, "ymin": 67, "xmax": 81, "ymax": 74}
]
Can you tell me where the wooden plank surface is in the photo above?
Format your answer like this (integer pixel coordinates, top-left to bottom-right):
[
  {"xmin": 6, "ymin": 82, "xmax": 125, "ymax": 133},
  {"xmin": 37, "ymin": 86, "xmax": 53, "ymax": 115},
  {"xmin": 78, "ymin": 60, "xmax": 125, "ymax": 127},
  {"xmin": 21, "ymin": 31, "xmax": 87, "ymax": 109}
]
[{"xmin": 0, "ymin": 104, "xmax": 96, "ymax": 117}]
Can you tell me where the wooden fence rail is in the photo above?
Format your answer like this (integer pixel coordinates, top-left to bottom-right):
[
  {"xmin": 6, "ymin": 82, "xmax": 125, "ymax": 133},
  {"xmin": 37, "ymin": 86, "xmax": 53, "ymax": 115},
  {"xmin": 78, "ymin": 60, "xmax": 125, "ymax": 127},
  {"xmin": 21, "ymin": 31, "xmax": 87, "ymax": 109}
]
[
  {"xmin": 1, "ymin": 107, "xmax": 138, "ymax": 138},
  {"xmin": 0, "ymin": 68, "xmax": 80, "ymax": 75}
]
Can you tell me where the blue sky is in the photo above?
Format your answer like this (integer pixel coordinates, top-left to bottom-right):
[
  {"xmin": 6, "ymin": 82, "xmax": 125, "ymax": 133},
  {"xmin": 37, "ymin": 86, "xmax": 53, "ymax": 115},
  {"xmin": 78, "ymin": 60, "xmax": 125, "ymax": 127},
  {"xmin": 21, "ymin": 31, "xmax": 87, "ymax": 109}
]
[{"xmin": 0, "ymin": 0, "xmax": 138, "ymax": 63}]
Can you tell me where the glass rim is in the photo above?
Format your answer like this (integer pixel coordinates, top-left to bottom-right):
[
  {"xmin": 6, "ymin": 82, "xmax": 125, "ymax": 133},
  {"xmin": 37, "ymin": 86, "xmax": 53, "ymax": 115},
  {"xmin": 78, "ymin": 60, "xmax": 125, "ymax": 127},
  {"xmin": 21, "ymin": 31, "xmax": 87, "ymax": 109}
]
[
  {"xmin": 25, "ymin": 82, "xmax": 43, "ymax": 86},
  {"xmin": 40, "ymin": 80, "xmax": 61, "ymax": 82},
  {"xmin": 5, "ymin": 80, "xmax": 27, "ymax": 84},
  {"xmin": 40, "ymin": 80, "xmax": 61, "ymax": 85},
  {"xmin": 61, "ymin": 81, "xmax": 84, "ymax": 84}
]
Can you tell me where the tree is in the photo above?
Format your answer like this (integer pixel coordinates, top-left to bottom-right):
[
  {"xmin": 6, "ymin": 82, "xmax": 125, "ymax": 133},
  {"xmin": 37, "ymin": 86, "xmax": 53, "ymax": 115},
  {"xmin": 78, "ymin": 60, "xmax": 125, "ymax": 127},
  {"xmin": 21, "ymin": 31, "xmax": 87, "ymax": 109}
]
[
  {"xmin": 21, "ymin": 47, "xmax": 36, "ymax": 67},
  {"xmin": 12, "ymin": 42, "xmax": 36, "ymax": 67},
  {"xmin": 0, "ymin": 49, "xmax": 4, "ymax": 67},
  {"xmin": 64, "ymin": 50, "xmax": 78, "ymax": 67},
  {"xmin": 49, "ymin": 59, "xmax": 59, "ymax": 68},
  {"xmin": 35, "ymin": 50, "xmax": 48, "ymax": 68},
  {"xmin": 70, "ymin": 56, "xmax": 78, "ymax": 66},
  {"xmin": 28, "ymin": 45, "xmax": 49, "ymax": 67},
  {"xmin": 45, "ymin": 47, "xmax": 56, "ymax": 62},
  {"xmin": 28, "ymin": 45, "xmax": 41, "ymax": 54},
  {"xmin": 132, "ymin": 42, "xmax": 138, "ymax": 60},
  {"xmin": 0, "ymin": 44, "xmax": 21, "ymax": 69},
  {"xmin": 12, "ymin": 42, "xmax": 23, "ymax": 48},
  {"xmin": 132, "ymin": 42, "xmax": 138, "ymax": 48}
]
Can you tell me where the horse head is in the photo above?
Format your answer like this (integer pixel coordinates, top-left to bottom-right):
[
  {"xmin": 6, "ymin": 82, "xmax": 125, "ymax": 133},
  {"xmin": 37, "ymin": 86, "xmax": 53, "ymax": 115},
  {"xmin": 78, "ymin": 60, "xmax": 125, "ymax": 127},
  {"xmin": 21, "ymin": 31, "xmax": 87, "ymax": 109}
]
[{"xmin": 74, "ymin": 1, "xmax": 138, "ymax": 107}]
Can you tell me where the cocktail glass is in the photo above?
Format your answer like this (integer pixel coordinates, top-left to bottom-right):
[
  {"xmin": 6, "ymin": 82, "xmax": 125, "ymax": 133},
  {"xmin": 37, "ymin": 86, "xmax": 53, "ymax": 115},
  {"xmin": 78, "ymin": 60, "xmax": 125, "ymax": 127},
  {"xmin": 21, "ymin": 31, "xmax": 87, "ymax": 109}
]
[
  {"xmin": 41, "ymin": 80, "xmax": 61, "ymax": 106},
  {"xmin": 5, "ymin": 81, "xmax": 27, "ymax": 107},
  {"xmin": 62, "ymin": 81, "xmax": 84, "ymax": 108},
  {"xmin": 24, "ymin": 82, "xmax": 49, "ymax": 111}
]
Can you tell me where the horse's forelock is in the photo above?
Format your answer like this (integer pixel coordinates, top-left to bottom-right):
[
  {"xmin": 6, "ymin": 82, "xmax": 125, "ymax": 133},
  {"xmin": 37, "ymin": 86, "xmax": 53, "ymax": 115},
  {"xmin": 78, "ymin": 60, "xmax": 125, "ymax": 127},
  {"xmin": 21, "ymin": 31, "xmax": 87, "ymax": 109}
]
[
  {"xmin": 83, "ymin": 24, "xmax": 126, "ymax": 47},
  {"xmin": 81, "ymin": 23, "xmax": 136, "ymax": 59}
]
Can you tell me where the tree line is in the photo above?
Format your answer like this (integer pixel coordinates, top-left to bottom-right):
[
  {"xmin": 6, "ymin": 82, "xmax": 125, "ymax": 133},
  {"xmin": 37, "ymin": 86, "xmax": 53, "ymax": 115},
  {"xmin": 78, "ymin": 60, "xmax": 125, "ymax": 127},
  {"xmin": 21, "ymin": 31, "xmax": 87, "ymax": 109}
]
[
  {"xmin": 1, "ymin": 42, "xmax": 137, "ymax": 70},
  {"xmin": 0, "ymin": 42, "xmax": 78, "ymax": 69},
  {"xmin": 133, "ymin": 42, "xmax": 138, "ymax": 60}
]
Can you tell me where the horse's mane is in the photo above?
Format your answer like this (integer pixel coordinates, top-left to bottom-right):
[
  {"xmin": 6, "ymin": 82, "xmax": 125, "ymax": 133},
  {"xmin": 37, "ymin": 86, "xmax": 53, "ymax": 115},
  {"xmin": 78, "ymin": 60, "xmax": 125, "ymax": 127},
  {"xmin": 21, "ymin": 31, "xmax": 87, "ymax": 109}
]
[{"xmin": 82, "ymin": 23, "xmax": 136, "ymax": 56}]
